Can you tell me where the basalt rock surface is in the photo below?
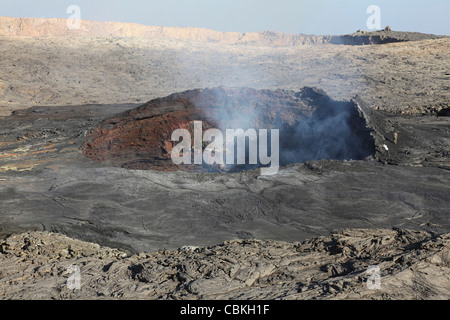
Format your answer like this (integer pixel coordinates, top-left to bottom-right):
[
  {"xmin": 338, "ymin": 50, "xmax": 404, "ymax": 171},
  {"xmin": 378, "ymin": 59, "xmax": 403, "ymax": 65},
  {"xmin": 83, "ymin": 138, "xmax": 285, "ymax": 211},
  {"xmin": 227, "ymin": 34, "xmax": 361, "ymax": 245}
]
[{"xmin": 0, "ymin": 228, "xmax": 448, "ymax": 300}]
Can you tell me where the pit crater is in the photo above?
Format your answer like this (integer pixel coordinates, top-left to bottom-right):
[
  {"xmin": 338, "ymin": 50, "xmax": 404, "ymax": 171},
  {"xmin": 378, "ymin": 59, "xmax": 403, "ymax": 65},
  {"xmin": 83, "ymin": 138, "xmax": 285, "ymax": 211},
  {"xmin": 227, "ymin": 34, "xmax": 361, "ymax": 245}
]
[{"xmin": 83, "ymin": 87, "xmax": 376, "ymax": 172}]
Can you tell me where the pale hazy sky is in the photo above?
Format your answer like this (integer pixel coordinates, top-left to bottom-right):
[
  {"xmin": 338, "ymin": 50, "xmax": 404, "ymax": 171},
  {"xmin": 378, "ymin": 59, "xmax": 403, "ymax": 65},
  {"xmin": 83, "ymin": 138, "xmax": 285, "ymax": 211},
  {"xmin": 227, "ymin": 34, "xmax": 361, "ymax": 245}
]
[{"xmin": 1, "ymin": 0, "xmax": 449, "ymax": 35}]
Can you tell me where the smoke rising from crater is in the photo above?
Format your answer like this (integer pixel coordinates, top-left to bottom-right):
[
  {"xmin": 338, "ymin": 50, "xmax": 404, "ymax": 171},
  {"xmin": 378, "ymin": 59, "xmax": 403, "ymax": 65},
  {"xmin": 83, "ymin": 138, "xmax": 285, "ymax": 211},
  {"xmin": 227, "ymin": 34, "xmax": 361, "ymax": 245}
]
[
  {"xmin": 278, "ymin": 91, "xmax": 375, "ymax": 165},
  {"xmin": 189, "ymin": 87, "xmax": 375, "ymax": 170}
]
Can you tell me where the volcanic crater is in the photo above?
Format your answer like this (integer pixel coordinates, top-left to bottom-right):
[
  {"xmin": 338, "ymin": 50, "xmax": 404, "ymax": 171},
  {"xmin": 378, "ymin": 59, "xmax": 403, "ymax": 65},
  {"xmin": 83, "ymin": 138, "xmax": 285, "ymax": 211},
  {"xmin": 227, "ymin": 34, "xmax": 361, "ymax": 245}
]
[{"xmin": 83, "ymin": 87, "xmax": 376, "ymax": 172}]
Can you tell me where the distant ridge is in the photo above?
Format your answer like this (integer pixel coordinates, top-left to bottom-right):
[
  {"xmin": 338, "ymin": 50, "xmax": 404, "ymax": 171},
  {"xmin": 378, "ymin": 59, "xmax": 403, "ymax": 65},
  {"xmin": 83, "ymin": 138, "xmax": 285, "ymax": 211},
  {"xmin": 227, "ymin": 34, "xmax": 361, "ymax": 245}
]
[
  {"xmin": 0, "ymin": 17, "xmax": 445, "ymax": 46},
  {"xmin": 0, "ymin": 17, "xmax": 329, "ymax": 46}
]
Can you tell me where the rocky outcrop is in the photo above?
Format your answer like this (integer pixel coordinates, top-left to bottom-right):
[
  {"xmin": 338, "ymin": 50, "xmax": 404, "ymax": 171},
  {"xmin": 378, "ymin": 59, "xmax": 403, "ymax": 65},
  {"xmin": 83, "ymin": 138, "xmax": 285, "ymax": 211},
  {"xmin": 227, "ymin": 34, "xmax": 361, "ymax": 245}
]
[{"xmin": 0, "ymin": 228, "xmax": 448, "ymax": 299}]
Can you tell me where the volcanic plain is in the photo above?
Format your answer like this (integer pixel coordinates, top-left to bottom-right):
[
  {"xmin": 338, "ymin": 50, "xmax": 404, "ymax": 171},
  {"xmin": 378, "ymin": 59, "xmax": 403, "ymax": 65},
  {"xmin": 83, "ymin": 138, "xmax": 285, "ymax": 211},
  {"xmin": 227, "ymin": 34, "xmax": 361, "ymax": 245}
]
[{"xmin": 0, "ymin": 17, "xmax": 449, "ymax": 299}]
